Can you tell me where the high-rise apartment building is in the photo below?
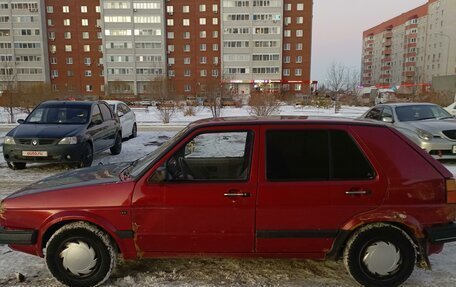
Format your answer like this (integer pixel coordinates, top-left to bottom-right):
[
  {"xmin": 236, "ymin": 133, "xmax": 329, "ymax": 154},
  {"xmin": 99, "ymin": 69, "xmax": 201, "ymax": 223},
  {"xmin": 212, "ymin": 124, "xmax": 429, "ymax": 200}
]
[
  {"xmin": 45, "ymin": 1, "xmax": 104, "ymax": 98},
  {"xmin": 101, "ymin": 0, "xmax": 166, "ymax": 97},
  {"xmin": 361, "ymin": 0, "xmax": 456, "ymax": 93},
  {"xmin": 1, "ymin": 0, "xmax": 313, "ymax": 99},
  {"xmin": 0, "ymin": 0, "xmax": 49, "ymax": 90}
]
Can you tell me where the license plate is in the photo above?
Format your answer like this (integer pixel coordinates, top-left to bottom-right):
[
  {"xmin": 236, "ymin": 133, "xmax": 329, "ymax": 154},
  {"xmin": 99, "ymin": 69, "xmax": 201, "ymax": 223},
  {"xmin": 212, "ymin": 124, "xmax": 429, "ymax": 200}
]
[
  {"xmin": 453, "ymin": 146, "xmax": 456, "ymax": 154},
  {"xmin": 22, "ymin": 151, "xmax": 48, "ymax": 157}
]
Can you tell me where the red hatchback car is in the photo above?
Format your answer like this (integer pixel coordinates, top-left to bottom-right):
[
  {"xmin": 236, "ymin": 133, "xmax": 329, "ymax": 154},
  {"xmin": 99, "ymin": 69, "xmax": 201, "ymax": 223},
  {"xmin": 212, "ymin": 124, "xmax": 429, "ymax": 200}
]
[{"xmin": 1, "ymin": 117, "xmax": 456, "ymax": 287}]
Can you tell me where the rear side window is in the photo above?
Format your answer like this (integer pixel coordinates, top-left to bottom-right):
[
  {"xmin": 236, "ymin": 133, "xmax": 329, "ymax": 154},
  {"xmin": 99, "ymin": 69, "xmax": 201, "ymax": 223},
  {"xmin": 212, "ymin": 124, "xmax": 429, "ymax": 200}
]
[
  {"xmin": 266, "ymin": 130, "xmax": 374, "ymax": 181},
  {"xmin": 99, "ymin": 103, "xmax": 113, "ymax": 120}
]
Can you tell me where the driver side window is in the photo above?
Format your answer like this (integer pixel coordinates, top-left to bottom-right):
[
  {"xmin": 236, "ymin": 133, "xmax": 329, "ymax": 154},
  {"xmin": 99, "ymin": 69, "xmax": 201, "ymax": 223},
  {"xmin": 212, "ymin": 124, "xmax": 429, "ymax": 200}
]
[{"xmin": 165, "ymin": 131, "xmax": 253, "ymax": 182}]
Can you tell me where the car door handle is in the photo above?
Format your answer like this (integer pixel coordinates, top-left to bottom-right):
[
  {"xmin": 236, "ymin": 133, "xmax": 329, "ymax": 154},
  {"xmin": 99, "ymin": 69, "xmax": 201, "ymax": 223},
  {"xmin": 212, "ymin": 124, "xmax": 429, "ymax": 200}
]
[
  {"xmin": 224, "ymin": 191, "xmax": 251, "ymax": 198},
  {"xmin": 345, "ymin": 190, "xmax": 371, "ymax": 196}
]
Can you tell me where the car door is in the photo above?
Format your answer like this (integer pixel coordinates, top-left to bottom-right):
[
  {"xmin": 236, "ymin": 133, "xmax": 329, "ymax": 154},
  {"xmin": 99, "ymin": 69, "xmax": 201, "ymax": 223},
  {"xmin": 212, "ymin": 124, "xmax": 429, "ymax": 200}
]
[
  {"xmin": 131, "ymin": 126, "xmax": 259, "ymax": 254},
  {"xmin": 119, "ymin": 103, "xmax": 134, "ymax": 136},
  {"xmin": 255, "ymin": 125, "xmax": 387, "ymax": 254},
  {"xmin": 98, "ymin": 103, "xmax": 117, "ymax": 149},
  {"xmin": 87, "ymin": 104, "xmax": 104, "ymax": 152}
]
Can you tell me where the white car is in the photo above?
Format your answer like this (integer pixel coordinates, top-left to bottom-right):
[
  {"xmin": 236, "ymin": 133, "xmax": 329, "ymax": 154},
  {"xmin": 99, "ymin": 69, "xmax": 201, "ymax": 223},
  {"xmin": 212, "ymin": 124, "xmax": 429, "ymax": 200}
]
[
  {"xmin": 105, "ymin": 100, "xmax": 137, "ymax": 139},
  {"xmin": 445, "ymin": 102, "xmax": 456, "ymax": 116}
]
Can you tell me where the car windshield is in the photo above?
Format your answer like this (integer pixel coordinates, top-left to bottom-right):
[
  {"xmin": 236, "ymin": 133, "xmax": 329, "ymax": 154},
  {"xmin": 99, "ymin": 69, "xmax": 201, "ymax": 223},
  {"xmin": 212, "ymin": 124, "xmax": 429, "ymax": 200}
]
[
  {"xmin": 26, "ymin": 105, "xmax": 90, "ymax": 124},
  {"xmin": 395, "ymin": 105, "xmax": 452, "ymax": 122},
  {"xmin": 127, "ymin": 126, "xmax": 189, "ymax": 178}
]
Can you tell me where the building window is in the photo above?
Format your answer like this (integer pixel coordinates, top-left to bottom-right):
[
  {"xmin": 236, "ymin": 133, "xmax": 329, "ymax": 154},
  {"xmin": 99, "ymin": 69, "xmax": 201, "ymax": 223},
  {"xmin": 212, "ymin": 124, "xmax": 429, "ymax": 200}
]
[
  {"xmin": 184, "ymin": 69, "xmax": 191, "ymax": 77},
  {"xmin": 296, "ymin": 30, "xmax": 303, "ymax": 37},
  {"xmin": 48, "ymin": 32, "xmax": 55, "ymax": 40},
  {"xmin": 84, "ymin": 45, "xmax": 90, "ymax": 52},
  {"xmin": 296, "ymin": 56, "xmax": 302, "ymax": 63},
  {"xmin": 84, "ymin": 70, "xmax": 92, "ymax": 77},
  {"xmin": 46, "ymin": 6, "xmax": 53, "ymax": 13},
  {"xmin": 47, "ymin": 19, "xmax": 53, "ymax": 26},
  {"xmin": 199, "ymin": 4, "xmax": 206, "ymax": 12},
  {"xmin": 64, "ymin": 19, "xmax": 70, "ymax": 26},
  {"xmin": 81, "ymin": 6, "xmax": 87, "ymax": 13},
  {"xmin": 82, "ymin": 19, "xmax": 88, "ymax": 26},
  {"xmin": 65, "ymin": 45, "xmax": 72, "ymax": 52},
  {"xmin": 296, "ymin": 43, "xmax": 303, "ymax": 50},
  {"xmin": 66, "ymin": 57, "xmax": 73, "ymax": 64},
  {"xmin": 200, "ymin": 31, "xmax": 206, "ymax": 38},
  {"xmin": 295, "ymin": 84, "xmax": 302, "ymax": 91},
  {"xmin": 213, "ymin": 18, "xmax": 218, "ymax": 25},
  {"xmin": 167, "ymin": 19, "xmax": 174, "ymax": 26},
  {"xmin": 184, "ymin": 57, "xmax": 191, "ymax": 64},
  {"xmin": 63, "ymin": 6, "xmax": 69, "ymax": 13},
  {"xmin": 183, "ymin": 31, "xmax": 190, "ymax": 39},
  {"xmin": 64, "ymin": 32, "xmax": 71, "ymax": 39},
  {"xmin": 295, "ymin": 69, "xmax": 302, "ymax": 76},
  {"xmin": 82, "ymin": 32, "xmax": 89, "ymax": 39},
  {"xmin": 200, "ymin": 18, "xmax": 206, "ymax": 25},
  {"xmin": 50, "ymin": 57, "xmax": 57, "ymax": 64},
  {"xmin": 184, "ymin": 44, "xmax": 190, "ymax": 52},
  {"xmin": 86, "ymin": 85, "xmax": 93, "ymax": 92},
  {"xmin": 200, "ymin": 44, "xmax": 207, "ymax": 51},
  {"xmin": 184, "ymin": 84, "xmax": 191, "ymax": 92},
  {"xmin": 297, "ymin": 3, "xmax": 304, "ymax": 11},
  {"xmin": 167, "ymin": 32, "xmax": 174, "ymax": 39},
  {"xmin": 183, "ymin": 19, "xmax": 190, "ymax": 26},
  {"xmin": 200, "ymin": 70, "xmax": 207, "ymax": 77},
  {"xmin": 84, "ymin": 57, "xmax": 91, "ymax": 65},
  {"xmin": 213, "ymin": 44, "xmax": 218, "ymax": 51},
  {"xmin": 183, "ymin": 6, "xmax": 190, "ymax": 13},
  {"xmin": 51, "ymin": 70, "xmax": 58, "ymax": 78},
  {"xmin": 213, "ymin": 4, "xmax": 218, "ymax": 13}
]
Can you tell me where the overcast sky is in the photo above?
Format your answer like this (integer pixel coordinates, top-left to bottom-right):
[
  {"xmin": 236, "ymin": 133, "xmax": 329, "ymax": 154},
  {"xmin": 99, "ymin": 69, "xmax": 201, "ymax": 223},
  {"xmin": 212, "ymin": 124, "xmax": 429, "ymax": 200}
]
[{"xmin": 311, "ymin": 0, "xmax": 427, "ymax": 83}]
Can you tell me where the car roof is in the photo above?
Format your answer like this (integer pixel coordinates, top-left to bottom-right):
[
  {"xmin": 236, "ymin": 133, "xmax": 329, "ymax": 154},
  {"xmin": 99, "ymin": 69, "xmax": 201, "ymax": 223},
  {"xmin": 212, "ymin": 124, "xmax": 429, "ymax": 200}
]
[
  {"xmin": 377, "ymin": 102, "xmax": 439, "ymax": 108},
  {"xmin": 186, "ymin": 116, "xmax": 388, "ymax": 129},
  {"xmin": 40, "ymin": 100, "xmax": 98, "ymax": 107},
  {"xmin": 104, "ymin": 100, "xmax": 125, "ymax": 105}
]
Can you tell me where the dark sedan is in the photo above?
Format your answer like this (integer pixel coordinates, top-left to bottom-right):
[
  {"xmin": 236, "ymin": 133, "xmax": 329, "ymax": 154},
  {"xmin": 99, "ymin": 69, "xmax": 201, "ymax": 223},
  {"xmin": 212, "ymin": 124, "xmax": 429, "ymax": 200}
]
[{"xmin": 3, "ymin": 101, "xmax": 122, "ymax": 169}]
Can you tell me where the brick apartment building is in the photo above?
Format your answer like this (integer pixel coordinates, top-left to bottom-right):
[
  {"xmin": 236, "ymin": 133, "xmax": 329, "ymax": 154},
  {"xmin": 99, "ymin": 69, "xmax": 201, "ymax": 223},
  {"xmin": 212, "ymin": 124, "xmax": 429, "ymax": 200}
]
[
  {"xmin": 1, "ymin": 0, "xmax": 313, "ymax": 99},
  {"xmin": 361, "ymin": 0, "xmax": 456, "ymax": 93}
]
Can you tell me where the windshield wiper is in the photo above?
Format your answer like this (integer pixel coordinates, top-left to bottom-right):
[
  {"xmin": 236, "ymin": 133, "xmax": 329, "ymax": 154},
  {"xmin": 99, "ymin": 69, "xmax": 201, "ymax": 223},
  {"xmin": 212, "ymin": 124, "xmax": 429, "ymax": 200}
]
[
  {"xmin": 119, "ymin": 158, "xmax": 140, "ymax": 181},
  {"xmin": 417, "ymin": 117, "xmax": 436, "ymax": 121},
  {"xmin": 438, "ymin": 116, "xmax": 454, "ymax": 120}
]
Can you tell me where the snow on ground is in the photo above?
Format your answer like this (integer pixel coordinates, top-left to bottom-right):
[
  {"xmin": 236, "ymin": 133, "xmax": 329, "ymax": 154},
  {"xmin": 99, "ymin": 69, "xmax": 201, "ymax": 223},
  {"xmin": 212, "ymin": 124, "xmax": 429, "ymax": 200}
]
[{"xmin": 1, "ymin": 105, "xmax": 456, "ymax": 286}]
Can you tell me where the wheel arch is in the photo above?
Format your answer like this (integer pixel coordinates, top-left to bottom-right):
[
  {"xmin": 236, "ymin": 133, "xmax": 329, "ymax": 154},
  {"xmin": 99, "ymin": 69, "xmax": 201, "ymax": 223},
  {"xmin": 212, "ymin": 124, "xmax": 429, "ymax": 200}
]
[
  {"xmin": 327, "ymin": 219, "xmax": 429, "ymax": 268},
  {"xmin": 39, "ymin": 214, "xmax": 125, "ymax": 258}
]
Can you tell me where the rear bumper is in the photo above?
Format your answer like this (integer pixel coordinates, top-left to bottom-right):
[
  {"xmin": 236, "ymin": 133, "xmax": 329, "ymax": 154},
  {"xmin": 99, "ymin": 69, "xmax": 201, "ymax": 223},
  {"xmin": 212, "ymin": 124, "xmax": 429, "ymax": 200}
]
[
  {"xmin": 426, "ymin": 223, "xmax": 456, "ymax": 243},
  {"xmin": 0, "ymin": 227, "xmax": 37, "ymax": 245}
]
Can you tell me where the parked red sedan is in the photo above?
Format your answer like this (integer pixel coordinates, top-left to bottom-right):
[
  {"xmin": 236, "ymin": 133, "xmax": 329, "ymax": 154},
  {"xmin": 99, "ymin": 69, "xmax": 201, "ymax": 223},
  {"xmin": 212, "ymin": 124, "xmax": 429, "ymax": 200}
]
[{"xmin": 1, "ymin": 116, "xmax": 456, "ymax": 287}]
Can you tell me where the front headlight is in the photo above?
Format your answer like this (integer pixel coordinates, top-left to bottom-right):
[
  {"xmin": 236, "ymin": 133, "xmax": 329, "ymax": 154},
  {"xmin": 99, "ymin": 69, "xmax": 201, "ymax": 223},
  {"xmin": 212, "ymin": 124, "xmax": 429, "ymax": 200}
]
[
  {"xmin": 58, "ymin": 137, "xmax": 78, "ymax": 145},
  {"xmin": 417, "ymin": 129, "xmax": 433, "ymax": 141},
  {"xmin": 3, "ymin": 136, "xmax": 16, "ymax": 145}
]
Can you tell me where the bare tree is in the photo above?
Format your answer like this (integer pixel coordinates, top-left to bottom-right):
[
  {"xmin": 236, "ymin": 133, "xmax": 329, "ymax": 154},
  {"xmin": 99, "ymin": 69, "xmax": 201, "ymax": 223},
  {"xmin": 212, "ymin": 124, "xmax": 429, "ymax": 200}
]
[
  {"xmin": 248, "ymin": 90, "xmax": 281, "ymax": 117},
  {"xmin": 325, "ymin": 62, "xmax": 347, "ymax": 94},
  {"xmin": 0, "ymin": 60, "xmax": 18, "ymax": 123},
  {"xmin": 147, "ymin": 76, "xmax": 179, "ymax": 123},
  {"xmin": 199, "ymin": 77, "xmax": 224, "ymax": 118},
  {"xmin": 345, "ymin": 67, "xmax": 360, "ymax": 95}
]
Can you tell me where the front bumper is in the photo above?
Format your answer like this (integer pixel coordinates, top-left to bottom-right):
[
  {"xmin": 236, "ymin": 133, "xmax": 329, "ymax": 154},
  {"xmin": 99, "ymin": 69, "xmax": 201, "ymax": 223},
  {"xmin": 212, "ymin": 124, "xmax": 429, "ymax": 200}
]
[
  {"xmin": 426, "ymin": 223, "xmax": 456, "ymax": 243},
  {"xmin": 3, "ymin": 142, "xmax": 84, "ymax": 164},
  {"xmin": 420, "ymin": 139, "xmax": 456, "ymax": 159},
  {"xmin": 0, "ymin": 227, "xmax": 37, "ymax": 245}
]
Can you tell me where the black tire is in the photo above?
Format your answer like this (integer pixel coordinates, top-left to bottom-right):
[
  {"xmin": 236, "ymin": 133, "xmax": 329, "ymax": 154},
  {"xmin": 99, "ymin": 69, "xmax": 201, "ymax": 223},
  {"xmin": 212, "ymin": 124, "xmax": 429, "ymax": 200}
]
[
  {"xmin": 129, "ymin": 123, "xmax": 137, "ymax": 139},
  {"xmin": 45, "ymin": 222, "xmax": 117, "ymax": 287},
  {"xmin": 110, "ymin": 133, "xmax": 122, "ymax": 155},
  {"xmin": 7, "ymin": 162, "xmax": 26, "ymax": 170},
  {"xmin": 78, "ymin": 143, "xmax": 93, "ymax": 168},
  {"xmin": 343, "ymin": 224, "xmax": 416, "ymax": 287}
]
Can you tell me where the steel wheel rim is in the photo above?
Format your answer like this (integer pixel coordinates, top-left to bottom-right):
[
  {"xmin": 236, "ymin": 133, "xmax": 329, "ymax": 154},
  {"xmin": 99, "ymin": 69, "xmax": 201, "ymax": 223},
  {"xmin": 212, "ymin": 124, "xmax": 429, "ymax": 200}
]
[{"xmin": 362, "ymin": 240, "xmax": 402, "ymax": 277}]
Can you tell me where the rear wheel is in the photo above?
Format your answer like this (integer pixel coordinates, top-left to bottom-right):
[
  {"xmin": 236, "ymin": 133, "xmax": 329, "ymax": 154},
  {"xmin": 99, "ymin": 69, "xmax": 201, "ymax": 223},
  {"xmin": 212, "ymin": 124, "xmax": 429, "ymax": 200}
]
[
  {"xmin": 45, "ymin": 222, "xmax": 117, "ymax": 287},
  {"xmin": 129, "ymin": 123, "xmax": 137, "ymax": 139},
  {"xmin": 7, "ymin": 162, "xmax": 26, "ymax": 170},
  {"xmin": 78, "ymin": 143, "xmax": 93, "ymax": 168},
  {"xmin": 343, "ymin": 224, "xmax": 416, "ymax": 287},
  {"xmin": 110, "ymin": 133, "xmax": 122, "ymax": 155}
]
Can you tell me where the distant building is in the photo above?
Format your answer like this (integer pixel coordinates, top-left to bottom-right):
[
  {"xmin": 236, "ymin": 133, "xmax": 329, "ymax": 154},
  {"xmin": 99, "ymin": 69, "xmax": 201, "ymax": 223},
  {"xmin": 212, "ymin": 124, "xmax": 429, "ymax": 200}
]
[
  {"xmin": 361, "ymin": 0, "xmax": 456, "ymax": 93},
  {"xmin": 0, "ymin": 0, "xmax": 49, "ymax": 91},
  {"xmin": 1, "ymin": 0, "xmax": 313, "ymax": 99}
]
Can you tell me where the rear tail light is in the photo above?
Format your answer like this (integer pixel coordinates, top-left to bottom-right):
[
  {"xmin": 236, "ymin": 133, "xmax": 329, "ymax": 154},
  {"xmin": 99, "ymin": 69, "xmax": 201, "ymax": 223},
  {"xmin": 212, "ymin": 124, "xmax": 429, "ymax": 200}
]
[{"xmin": 446, "ymin": 179, "xmax": 456, "ymax": 203}]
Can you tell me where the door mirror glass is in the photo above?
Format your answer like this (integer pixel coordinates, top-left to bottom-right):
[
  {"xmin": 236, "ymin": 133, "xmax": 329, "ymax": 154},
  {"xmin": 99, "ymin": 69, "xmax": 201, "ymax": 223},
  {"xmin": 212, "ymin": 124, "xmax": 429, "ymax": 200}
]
[
  {"xmin": 382, "ymin": 116, "xmax": 394, "ymax": 123},
  {"xmin": 117, "ymin": 111, "xmax": 124, "ymax": 117},
  {"xmin": 17, "ymin": 119, "xmax": 25, "ymax": 124}
]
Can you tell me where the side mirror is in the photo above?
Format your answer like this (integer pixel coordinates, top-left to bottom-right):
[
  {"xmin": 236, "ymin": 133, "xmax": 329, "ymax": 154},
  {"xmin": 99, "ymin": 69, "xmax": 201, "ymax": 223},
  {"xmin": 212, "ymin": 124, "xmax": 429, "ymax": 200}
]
[
  {"xmin": 91, "ymin": 118, "xmax": 103, "ymax": 126},
  {"xmin": 117, "ymin": 111, "xmax": 124, "ymax": 117},
  {"xmin": 382, "ymin": 116, "xmax": 394, "ymax": 123},
  {"xmin": 148, "ymin": 166, "xmax": 167, "ymax": 184},
  {"xmin": 184, "ymin": 140, "xmax": 196, "ymax": 156},
  {"xmin": 17, "ymin": 119, "xmax": 25, "ymax": 124}
]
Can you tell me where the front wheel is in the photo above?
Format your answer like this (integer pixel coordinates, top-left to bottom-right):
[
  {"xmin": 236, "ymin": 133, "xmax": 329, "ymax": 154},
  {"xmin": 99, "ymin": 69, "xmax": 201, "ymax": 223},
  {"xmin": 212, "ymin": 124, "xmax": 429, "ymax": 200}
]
[
  {"xmin": 343, "ymin": 224, "xmax": 416, "ymax": 287},
  {"xmin": 45, "ymin": 222, "xmax": 117, "ymax": 287},
  {"xmin": 110, "ymin": 133, "xmax": 122, "ymax": 155},
  {"xmin": 78, "ymin": 143, "xmax": 93, "ymax": 168}
]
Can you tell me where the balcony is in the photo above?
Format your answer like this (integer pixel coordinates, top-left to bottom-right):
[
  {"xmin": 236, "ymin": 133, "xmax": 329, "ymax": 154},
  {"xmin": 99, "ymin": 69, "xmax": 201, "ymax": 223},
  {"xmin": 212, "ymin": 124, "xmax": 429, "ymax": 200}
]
[
  {"xmin": 403, "ymin": 71, "xmax": 415, "ymax": 77},
  {"xmin": 382, "ymin": 40, "xmax": 392, "ymax": 47},
  {"xmin": 383, "ymin": 31, "xmax": 393, "ymax": 39},
  {"xmin": 382, "ymin": 49, "xmax": 392, "ymax": 55},
  {"xmin": 381, "ymin": 57, "xmax": 392, "ymax": 62},
  {"xmin": 381, "ymin": 66, "xmax": 392, "ymax": 71}
]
